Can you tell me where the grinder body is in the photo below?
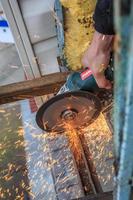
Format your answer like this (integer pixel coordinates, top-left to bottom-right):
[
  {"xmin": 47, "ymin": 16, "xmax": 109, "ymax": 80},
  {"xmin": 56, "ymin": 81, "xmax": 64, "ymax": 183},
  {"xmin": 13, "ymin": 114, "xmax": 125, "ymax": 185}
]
[
  {"xmin": 58, "ymin": 55, "xmax": 114, "ymax": 94},
  {"xmin": 36, "ymin": 58, "xmax": 114, "ymax": 132},
  {"xmin": 59, "ymin": 65, "xmax": 113, "ymax": 94}
]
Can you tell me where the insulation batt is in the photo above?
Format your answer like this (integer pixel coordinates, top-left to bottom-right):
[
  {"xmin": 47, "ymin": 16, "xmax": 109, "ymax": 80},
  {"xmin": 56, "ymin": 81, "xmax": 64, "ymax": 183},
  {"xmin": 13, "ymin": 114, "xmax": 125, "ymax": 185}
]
[{"xmin": 60, "ymin": 0, "xmax": 96, "ymax": 70}]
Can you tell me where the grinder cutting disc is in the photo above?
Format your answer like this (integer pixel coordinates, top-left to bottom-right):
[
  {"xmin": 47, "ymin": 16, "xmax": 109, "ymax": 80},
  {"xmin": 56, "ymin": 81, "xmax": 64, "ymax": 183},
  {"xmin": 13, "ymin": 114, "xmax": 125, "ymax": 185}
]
[{"xmin": 36, "ymin": 91, "xmax": 101, "ymax": 132}]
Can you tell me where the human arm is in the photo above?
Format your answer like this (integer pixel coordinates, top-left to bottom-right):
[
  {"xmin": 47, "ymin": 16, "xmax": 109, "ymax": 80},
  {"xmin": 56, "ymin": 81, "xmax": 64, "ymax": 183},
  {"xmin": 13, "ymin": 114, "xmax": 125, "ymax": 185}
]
[{"xmin": 82, "ymin": 0, "xmax": 114, "ymax": 89}]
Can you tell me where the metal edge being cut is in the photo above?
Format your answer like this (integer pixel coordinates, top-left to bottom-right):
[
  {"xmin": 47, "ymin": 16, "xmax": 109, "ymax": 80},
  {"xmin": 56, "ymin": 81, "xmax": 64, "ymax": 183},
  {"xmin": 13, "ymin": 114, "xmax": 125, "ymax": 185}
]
[
  {"xmin": 54, "ymin": 0, "xmax": 71, "ymax": 71},
  {"xmin": 36, "ymin": 91, "xmax": 102, "ymax": 132}
]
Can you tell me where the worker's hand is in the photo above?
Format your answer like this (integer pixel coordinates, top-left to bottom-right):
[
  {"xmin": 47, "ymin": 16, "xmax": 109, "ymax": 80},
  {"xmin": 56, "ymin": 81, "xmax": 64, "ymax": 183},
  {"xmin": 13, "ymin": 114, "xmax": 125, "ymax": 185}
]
[{"xmin": 82, "ymin": 31, "xmax": 114, "ymax": 89}]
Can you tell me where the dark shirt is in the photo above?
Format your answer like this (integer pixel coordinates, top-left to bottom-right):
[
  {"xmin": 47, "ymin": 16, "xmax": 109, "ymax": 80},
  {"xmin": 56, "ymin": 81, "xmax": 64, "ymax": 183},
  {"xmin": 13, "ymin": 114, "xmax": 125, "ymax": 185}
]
[{"xmin": 93, "ymin": 0, "xmax": 114, "ymax": 35}]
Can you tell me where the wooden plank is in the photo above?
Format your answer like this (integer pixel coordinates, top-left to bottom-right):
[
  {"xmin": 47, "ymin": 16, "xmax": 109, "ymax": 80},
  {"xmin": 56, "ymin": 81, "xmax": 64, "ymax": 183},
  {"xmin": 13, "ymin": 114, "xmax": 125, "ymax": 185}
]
[
  {"xmin": 76, "ymin": 192, "xmax": 113, "ymax": 200},
  {"xmin": 0, "ymin": 72, "xmax": 68, "ymax": 105}
]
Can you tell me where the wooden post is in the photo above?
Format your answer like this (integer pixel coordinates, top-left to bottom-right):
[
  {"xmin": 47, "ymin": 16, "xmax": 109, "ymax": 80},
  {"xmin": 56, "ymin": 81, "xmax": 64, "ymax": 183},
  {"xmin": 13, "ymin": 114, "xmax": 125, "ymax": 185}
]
[{"xmin": 0, "ymin": 72, "xmax": 68, "ymax": 105}]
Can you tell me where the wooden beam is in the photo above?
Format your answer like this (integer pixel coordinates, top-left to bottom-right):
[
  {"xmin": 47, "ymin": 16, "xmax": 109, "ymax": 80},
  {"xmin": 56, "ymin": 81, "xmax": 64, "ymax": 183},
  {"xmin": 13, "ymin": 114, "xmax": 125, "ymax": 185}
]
[
  {"xmin": 0, "ymin": 72, "xmax": 68, "ymax": 105},
  {"xmin": 77, "ymin": 192, "xmax": 113, "ymax": 200}
]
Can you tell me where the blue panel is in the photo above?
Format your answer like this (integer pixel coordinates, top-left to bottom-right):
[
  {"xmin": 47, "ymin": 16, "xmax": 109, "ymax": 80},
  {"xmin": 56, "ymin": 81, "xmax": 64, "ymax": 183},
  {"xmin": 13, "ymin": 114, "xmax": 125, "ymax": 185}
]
[{"xmin": 0, "ymin": 20, "xmax": 8, "ymax": 27}]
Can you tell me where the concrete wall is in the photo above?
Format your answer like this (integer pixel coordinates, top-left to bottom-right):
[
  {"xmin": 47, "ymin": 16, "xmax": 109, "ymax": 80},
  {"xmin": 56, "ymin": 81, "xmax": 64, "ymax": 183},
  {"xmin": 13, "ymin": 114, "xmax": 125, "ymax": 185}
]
[
  {"xmin": 18, "ymin": 0, "xmax": 60, "ymax": 75},
  {"xmin": 18, "ymin": 0, "xmax": 56, "ymax": 44},
  {"xmin": 0, "ymin": 43, "xmax": 25, "ymax": 86}
]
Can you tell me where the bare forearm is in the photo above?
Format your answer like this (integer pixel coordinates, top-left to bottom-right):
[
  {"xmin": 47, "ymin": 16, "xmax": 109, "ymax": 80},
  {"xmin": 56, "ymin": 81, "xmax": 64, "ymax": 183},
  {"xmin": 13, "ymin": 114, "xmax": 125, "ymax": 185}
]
[
  {"xmin": 90, "ymin": 31, "xmax": 114, "ymax": 54},
  {"xmin": 82, "ymin": 31, "xmax": 114, "ymax": 89}
]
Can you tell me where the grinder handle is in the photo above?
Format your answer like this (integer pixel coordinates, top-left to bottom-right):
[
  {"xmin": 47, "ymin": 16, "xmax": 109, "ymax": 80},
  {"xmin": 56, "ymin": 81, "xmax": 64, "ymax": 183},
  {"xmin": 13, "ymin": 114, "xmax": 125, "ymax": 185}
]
[
  {"xmin": 104, "ymin": 66, "xmax": 114, "ymax": 81},
  {"xmin": 78, "ymin": 54, "xmax": 114, "ymax": 92},
  {"xmin": 63, "ymin": 56, "xmax": 114, "ymax": 93},
  {"xmin": 78, "ymin": 66, "xmax": 113, "ymax": 92}
]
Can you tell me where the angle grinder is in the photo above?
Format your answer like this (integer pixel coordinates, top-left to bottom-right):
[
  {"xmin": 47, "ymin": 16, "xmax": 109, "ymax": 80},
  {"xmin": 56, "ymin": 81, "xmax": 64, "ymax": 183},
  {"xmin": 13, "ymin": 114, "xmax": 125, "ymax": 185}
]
[{"xmin": 36, "ymin": 57, "xmax": 113, "ymax": 132}]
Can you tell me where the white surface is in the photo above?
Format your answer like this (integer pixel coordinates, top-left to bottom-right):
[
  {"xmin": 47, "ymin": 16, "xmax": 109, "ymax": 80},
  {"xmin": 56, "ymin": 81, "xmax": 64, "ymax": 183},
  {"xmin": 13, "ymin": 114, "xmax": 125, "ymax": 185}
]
[
  {"xmin": 0, "ymin": 26, "xmax": 14, "ymax": 43},
  {"xmin": 34, "ymin": 37, "xmax": 60, "ymax": 75},
  {"xmin": 0, "ymin": 15, "xmax": 14, "ymax": 43},
  {"xmin": 18, "ymin": 0, "xmax": 56, "ymax": 44}
]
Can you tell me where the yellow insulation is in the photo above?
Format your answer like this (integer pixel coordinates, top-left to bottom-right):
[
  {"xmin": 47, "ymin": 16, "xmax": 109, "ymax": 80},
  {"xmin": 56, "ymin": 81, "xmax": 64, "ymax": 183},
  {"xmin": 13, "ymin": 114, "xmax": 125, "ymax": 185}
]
[{"xmin": 60, "ymin": 0, "xmax": 96, "ymax": 70}]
